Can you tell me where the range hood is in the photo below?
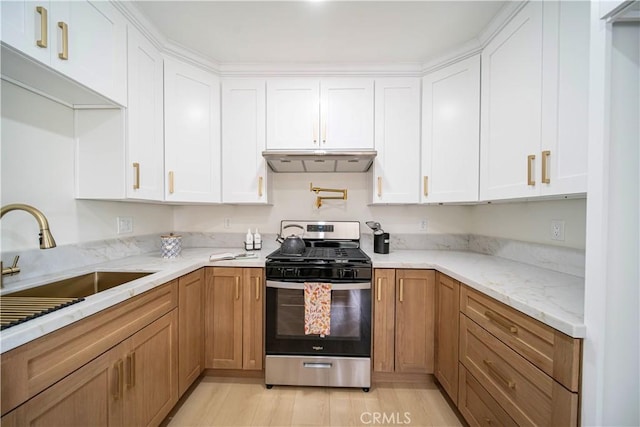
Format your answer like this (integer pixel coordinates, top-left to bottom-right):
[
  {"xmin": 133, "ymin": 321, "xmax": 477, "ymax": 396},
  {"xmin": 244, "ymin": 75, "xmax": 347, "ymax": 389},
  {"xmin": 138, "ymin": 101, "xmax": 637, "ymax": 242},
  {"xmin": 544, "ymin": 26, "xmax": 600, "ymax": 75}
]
[{"xmin": 262, "ymin": 150, "xmax": 377, "ymax": 173}]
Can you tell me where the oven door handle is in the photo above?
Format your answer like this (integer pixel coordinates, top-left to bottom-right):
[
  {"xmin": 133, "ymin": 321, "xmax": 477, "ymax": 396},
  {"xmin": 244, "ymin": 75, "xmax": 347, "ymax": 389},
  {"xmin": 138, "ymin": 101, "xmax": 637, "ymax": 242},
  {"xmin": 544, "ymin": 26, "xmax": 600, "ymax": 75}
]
[{"xmin": 266, "ymin": 280, "xmax": 371, "ymax": 290}]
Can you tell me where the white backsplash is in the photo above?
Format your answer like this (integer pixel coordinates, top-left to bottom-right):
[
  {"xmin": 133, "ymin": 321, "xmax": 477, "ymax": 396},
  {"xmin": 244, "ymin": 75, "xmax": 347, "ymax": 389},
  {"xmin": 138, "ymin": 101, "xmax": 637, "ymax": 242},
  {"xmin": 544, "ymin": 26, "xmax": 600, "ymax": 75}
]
[{"xmin": 1, "ymin": 231, "xmax": 585, "ymax": 288}]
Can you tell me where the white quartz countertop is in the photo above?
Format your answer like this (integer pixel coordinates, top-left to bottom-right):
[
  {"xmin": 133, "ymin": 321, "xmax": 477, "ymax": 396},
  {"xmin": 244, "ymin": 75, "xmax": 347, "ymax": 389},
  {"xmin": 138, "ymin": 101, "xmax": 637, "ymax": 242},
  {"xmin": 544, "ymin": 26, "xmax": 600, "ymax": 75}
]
[{"xmin": 0, "ymin": 247, "xmax": 585, "ymax": 353}]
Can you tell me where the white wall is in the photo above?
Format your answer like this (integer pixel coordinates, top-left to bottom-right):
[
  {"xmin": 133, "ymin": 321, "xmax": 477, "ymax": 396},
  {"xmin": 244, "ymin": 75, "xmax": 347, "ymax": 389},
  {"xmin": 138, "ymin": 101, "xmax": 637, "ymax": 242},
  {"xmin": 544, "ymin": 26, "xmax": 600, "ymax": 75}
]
[
  {"xmin": 469, "ymin": 198, "xmax": 587, "ymax": 249},
  {"xmin": 0, "ymin": 81, "xmax": 173, "ymax": 252}
]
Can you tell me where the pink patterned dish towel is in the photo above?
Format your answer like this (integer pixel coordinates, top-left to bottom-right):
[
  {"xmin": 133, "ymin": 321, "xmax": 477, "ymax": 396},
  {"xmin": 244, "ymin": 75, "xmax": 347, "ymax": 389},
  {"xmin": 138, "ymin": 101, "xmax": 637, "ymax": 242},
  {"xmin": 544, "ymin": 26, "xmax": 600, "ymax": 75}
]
[{"xmin": 304, "ymin": 282, "xmax": 331, "ymax": 337}]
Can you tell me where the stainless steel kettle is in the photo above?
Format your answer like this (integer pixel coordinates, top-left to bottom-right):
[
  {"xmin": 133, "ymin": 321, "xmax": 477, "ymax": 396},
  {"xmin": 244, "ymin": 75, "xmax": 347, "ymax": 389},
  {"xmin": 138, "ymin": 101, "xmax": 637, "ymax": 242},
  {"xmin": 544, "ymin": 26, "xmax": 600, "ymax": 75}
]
[{"xmin": 276, "ymin": 224, "xmax": 306, "ymax": 256}]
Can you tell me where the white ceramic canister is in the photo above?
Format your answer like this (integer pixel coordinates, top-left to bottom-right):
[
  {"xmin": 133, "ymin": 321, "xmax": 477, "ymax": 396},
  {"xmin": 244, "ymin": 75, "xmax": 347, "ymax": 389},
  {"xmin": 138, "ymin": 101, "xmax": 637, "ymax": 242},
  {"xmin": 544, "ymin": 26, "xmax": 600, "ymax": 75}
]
[{"xmin": 161, "ymin": 233, "xmax": 182, "ymax": 259}]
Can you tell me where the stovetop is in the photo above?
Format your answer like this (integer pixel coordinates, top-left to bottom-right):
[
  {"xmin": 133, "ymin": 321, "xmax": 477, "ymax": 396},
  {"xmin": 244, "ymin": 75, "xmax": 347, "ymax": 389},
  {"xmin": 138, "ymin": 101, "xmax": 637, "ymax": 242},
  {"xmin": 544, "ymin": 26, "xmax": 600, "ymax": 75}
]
[{"xmin": 266, "ymin": 246, "xmax": 371, "ymax": 263}]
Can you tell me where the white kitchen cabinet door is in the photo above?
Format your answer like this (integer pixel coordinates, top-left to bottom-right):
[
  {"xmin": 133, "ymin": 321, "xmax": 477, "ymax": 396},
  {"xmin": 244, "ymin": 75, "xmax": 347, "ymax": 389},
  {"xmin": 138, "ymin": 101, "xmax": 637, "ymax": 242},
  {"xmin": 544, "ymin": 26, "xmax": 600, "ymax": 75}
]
[
  {"xmin": 371, "ymin": 78, "xmax": 421, "ymax": 204},
  {"xmin": 1, "ymin": 1, "xmax": 127, "ymax": 106},
  {"xmin": 539, "ymin": 0, "xmax": 589, "ymax": 196},
  {"xmin": 422, "ymin": 55, "xmax": 480, "ymax": 203},
  {"xmin": 320, "ymin": 78, "xmax": 374, "ymax": 149},
  {"xmin": 126, "ymin": 25, "xmax": 164, "ymax": 201},
  {"xmin": 221, "ymin": 79, "xmax": 269, "ymax": 204},
  {"xmin": 266, "ymin": 79, "xmax": 319, "ymax": 149},
  {"xmin": 480, "ymin": 1, "xmax": 544, "ymax": 201},
  {"xmin": 1, "ymin": 1, "xmax": 52, "ymax": 65},
  {"xmin": 164, "ymin": 58, "xmax": 221, "ymax": 203}
]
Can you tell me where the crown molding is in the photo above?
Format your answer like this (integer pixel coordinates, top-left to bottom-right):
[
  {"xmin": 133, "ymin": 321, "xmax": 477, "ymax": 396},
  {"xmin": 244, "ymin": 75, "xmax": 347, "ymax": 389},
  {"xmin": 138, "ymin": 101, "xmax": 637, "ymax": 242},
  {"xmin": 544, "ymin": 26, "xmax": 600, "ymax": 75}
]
[
  {"xmin": 162, "ymin": 39, "xmax": 222, "ymax": 74},
  {"xmin": 421, "ymin": 39, "xmax": 483, "ymax": 75},
  {"xmin": 477, "ymin": 0, "xmax": 528, "ymax": 47},
  {"xmin": 217, "ymin": 62, "xmax": 423, "ymax": 78},
  {"xmin": 110, "ymin": 0, "xmax": 166, "ymax": 51}
]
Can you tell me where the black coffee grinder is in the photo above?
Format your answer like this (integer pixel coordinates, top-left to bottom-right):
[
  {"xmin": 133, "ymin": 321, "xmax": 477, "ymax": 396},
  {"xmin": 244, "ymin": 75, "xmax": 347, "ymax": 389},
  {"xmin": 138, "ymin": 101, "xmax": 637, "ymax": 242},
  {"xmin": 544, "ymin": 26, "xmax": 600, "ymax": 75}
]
[{"xmin": 366, "ymin": 221, "xmax": 390, "ymax": 254}]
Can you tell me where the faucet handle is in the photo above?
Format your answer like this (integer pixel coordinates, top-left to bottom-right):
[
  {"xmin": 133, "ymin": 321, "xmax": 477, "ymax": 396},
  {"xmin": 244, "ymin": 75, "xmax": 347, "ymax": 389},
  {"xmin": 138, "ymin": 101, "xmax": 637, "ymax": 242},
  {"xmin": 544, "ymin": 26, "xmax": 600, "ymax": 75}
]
[{"xmin": 10, "ymin": 255, "xmax": 19, "ymax": 268}]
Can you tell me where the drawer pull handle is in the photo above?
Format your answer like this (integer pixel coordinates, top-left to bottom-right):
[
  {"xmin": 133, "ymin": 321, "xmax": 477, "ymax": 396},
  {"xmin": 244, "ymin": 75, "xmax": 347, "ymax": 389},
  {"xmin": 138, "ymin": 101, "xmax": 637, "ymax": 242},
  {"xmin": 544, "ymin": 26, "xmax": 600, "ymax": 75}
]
[
  {"xmin": 235, "ymin": 276, "xmax": 240, "ymax": 300},
  {"xmin": 527, "ymin": 154, "xmax": 535, "ymax": 186},
  {"xmin": 542, "ymin": 150, "xmax": 551, "ymax": 184},
  {"xmin": 112, "ymin": 359, "xmax": 124, "ymax": 400},
  {"xmin": 485, "ymin": 310, "xmax": 518, "ymax": 334},
  {"xmin": 376, "ymin": 278, "xmax": 382, "ymax": 301},
  {"xmin": 255, "ymin": 276, "xmax": 260, "ymax": 301},
  {"xmin": 399, "ymin": 278, "xmax": 404, "ymax": 302},
  {"xmin": 133, "ymin": 162, "xmax": 140, "ymax": 189},
  {"xmin": 126, "ymin": 352, "xmax": 136, "ymax": 388},
  {"xmin": 58, "ymin": 21, "xmax": 68, "ymax": 60},
  {"xmin": 483, "ymin": 359, "xmax": 516, "ymax": 389}
]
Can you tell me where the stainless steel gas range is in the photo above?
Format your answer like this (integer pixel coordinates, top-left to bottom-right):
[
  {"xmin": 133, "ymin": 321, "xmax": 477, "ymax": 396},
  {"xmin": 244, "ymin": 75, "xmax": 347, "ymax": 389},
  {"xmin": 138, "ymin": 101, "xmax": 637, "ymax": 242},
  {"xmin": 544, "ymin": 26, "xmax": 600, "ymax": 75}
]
[{"xmin": 264, "ymin": 220, "xmax": 372, "ymax": 391}]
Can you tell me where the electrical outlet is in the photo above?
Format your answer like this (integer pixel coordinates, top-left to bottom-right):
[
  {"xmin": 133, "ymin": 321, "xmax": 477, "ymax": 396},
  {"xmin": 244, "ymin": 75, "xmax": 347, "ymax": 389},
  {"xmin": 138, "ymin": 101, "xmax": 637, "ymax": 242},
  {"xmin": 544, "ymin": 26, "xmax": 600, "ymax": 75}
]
[
  {"xmin": 224, "ymin": 218, "xmax": 231, "ymax": 229},
  {"xmin": 419, "ymin": 219, "xmax": 428, "ymax": 231},
  {"xmin": 117, "ymin": 216, "xmax": 133, "ymax": 234},
  {"xmin": 551, "ymin": 220, "xmax": 565, "ymax": 241}
]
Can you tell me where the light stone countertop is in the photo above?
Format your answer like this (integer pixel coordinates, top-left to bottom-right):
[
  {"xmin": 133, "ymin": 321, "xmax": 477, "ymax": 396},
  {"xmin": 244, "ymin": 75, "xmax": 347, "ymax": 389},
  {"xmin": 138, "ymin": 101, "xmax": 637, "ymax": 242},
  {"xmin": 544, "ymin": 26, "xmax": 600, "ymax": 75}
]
[{"xmin": 0, "ymin": 247, "xmax": 585, "ymax": 354}]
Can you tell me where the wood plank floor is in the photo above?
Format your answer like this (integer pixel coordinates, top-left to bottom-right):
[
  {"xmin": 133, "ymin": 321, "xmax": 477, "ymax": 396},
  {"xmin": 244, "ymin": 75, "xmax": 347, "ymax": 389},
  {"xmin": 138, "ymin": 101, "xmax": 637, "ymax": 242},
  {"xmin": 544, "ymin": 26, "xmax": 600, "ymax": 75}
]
[{"xmin": 164, "ymin": 377, "xmax": 463, "ymax": 427}]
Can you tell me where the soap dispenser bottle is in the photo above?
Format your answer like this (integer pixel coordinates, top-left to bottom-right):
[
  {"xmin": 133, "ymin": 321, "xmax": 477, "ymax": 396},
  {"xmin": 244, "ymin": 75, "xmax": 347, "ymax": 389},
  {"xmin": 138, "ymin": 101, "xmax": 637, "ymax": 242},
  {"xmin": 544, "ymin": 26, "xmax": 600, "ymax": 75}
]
[
  {"xmin": 253, "ymin": 228, "xmax": 262, "ymax": 250},
  {"xmin": 245, "ymin": 228, "xmax": 254, "ymax": 251}
]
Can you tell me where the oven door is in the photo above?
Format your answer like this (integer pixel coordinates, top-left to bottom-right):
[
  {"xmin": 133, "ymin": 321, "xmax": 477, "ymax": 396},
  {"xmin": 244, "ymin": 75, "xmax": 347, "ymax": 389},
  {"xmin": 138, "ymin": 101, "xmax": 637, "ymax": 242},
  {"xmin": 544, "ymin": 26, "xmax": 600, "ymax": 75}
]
[{"xmin": 265, "ymin": 280, "xmax": 371, "ymax": 357}]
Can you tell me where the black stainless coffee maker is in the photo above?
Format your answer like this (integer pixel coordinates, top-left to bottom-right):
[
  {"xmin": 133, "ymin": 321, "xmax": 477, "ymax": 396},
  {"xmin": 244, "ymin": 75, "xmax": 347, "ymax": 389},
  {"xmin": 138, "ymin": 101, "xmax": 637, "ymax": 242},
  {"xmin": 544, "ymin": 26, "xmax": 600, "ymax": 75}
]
[{"xmin": 366, "ymin": 221, "xmax": 390, "ymax": 254}]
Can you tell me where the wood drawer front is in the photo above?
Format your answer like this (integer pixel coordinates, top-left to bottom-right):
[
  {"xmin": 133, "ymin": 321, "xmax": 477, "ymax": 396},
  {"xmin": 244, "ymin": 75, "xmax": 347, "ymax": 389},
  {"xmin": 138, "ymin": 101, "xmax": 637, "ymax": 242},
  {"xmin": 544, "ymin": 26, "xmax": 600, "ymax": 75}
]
[
  {"xmin": 460, "ymin": 315, "xmax": 578, "ymax": 427},
  {"xmin": 1, "ymin": 281, "xmax": 178, "ymax": 415},
  {"xmin": 458, "ymin": 364, "xmax": 517, "ymax": 427},
  {"xmin": 460, "ymin": 285, "xmax": 581, "ymax": 391}
]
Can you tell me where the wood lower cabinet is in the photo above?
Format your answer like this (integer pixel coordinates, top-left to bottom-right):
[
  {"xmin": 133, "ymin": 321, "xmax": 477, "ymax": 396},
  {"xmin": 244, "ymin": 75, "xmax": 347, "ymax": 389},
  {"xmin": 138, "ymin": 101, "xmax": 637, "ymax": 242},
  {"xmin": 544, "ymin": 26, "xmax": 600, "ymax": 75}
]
[
  {"xmin": 434, "ymin": 273, "xmax": 460, "ymax": 403},
  {"xmin": 373, "ymin": 269, "xmax": 435, "ymax": 375},
  {"xmin": 458, "ymin": 364, "xmax": 517, "ymax": 427},
  {"xmin": 178, "ymin": 268, "xmax": 205, "ymax": 395},
  {"xmin": 204, "ymin": 267, "xmax": 264, "ymax": 370},
  {"xmin": 2, "ymin": 310, "xmax": 178, "ymax": 427}
]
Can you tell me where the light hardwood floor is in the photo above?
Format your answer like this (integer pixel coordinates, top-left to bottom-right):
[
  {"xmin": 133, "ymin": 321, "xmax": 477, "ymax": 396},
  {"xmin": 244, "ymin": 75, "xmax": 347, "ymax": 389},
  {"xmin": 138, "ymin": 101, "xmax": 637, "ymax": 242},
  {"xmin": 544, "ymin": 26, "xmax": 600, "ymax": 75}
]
[{"xmin": 164, "ymin": 377, "xmax": 463, "ymax": 427}]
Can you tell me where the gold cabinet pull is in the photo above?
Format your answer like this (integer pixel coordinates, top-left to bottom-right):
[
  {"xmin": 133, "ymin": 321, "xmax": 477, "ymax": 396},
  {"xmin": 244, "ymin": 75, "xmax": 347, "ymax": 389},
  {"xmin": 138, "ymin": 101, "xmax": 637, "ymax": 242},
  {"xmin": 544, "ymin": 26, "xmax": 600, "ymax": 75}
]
[
  {"xmin": 322, "ymin": 122, "xmax": 327, "ymax": 144},
  {"xmin": 126, "ymin": 352, "xmax": 136, "ymax": 388},
  {"xmin": 484, "ymin": 310, "xmax": 518, "ymax": 334},
  {"xmin": 235, "ymin": 276, "xmax": 240, "ymax": 300},
  {"xmin": 423, "ymin": 176, "xmax": 429, "ymax": 197},
  {"xmin": 399, "ymin": 278, "xmax": 404, "ymax": 302},
  {"xmin": 168, "ymin": 171, "xmax": 175, "ymax": 194},
  {"xmin": 527, "ymin": 154, "xmax": 535, "ymax": 186},
  {"xmin": 255, "ymin": 276, "xmax": 260, "ymax": 301},
  {"xmin": 542, "ymin": 150, "xmax": 551, "ymax": 184},
  {"xmin": 483, "ymin": 359, "xmax": 516, "ymax": 389},
  {"xmin": 36, "ymin": 6, "xmax": 48, "ymax": 48},
  {"xmin": 483, "ymin": 417, "xmax": 493, "ymax": 425},
  {"xmin": 133, "ymin": 163, "xmax": 140, "ymax": 190},
  {"xmin": 57, "ymin": 21, "xmax": 68, "ymax": 60},
  {"xmin": 377, "ymin": 177, "xmax": 382, "ymax": 197},
  {"xmin": 376, "ymin": 278, "xmax": 382, "ymax": 301},
  {"xmin": 112, "ymin": 359, "xmax": 124, "ymax": 400},
  {"xmin": 258, "ymin": 176, "xmax": 263, "ymax": 197}
]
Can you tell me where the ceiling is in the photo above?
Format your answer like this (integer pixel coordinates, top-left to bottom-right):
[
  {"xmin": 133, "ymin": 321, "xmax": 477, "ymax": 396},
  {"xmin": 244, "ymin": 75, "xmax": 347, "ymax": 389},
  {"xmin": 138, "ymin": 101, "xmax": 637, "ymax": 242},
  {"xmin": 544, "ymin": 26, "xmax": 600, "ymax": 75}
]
[{"xmin": 132, "ymin": 1, "xmax": 508, "ymax": 65}]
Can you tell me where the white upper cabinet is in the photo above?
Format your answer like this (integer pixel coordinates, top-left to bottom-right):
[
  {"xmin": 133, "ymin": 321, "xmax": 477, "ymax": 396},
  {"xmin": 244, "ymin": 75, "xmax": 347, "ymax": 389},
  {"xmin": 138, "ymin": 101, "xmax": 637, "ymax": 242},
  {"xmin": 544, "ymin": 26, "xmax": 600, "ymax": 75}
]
[
  {"xmin": 422, "ymin": 55, "xmax": 480, "ymax": 203},
  {"xmin": 266, "ymin": 78, "xmax": 374, "ymax": 150},
  {"xmin": 126, "ymin": 25, "xmax": 164, "ymax": 201},
  {"xmin": 480, "ymin": 1, "xmax": 544, "ymax": 201},
  {"xmin": 164, "ymin": 57, "xmax": 221, "ymax": 203},
  {"xmin": 221, "ymin": 79, "xmax": 269, "ymax": 204},
  {"xmin": 480, "ymin": 1, "xmax": 589, "ymax": 201},
  {"xmin": 371, "ymin": 78, "xmax": 421, "ymax": 204},
  {"xmin": 539, "ymin": 0, "xmax": 590, "ymax": 196},
  {"xmin": 1, "ymin": 0, "xmax": 127, "ymax": 106}
]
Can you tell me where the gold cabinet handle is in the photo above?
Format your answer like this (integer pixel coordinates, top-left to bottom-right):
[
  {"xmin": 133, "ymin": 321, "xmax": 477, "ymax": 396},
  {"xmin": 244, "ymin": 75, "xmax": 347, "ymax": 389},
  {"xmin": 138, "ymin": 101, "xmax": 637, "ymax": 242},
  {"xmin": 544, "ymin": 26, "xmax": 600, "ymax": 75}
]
[
  {"xmin": 377, "ymin": 177, "xmax": 382, "ymax": 197},
  {"xmin": 235, "ymin": 276, "xmax": 240, "ymax": 300},
  {"xmin": 168, "ymin": 171, "xmax": 175, "ymax": 194},
  {"xmin": 258, "ymin": 176, "xmax": 263, "ymax": 197},
  {"xmin": 484, "ymin": 310, "xmax": 518, "ymax": 334},
  {"xmin": 112, "ymin": 359, "xmax": 124, "ymax": 400},
  {"xmin": 255, "ymin": 276, "xmax": 260, "ymax": 301},
  {"xmin": 322, "ymin": 122, "xmax": 327, "ymax": 144},
  {"xmin": 483, "ymin": 417, "xmax": 493, "ymax": 425},
  {"xmin": 133, "ymin": 163, "xmax": 140, "ymax": 190},
  {"xmin": 126, "ymin": 352, "xmax": 136, "ymax": 388},
  {"xmin": 542, "ymin": 150, "xmax": 551, "ymax": 184},
  {"xmin": 376, "ymin": 278, "xmax": 382, "ymax": 301},
  {"xmin": 423, "ymin": 176, "xmax": 429, "ymax": 197},
  {"xmin": 36, "ymin": 6, "xmax": 48, "ymax": 48},
  {"xmin": 399, "ymin": 278, "xmax": 404, "ymax": 302},
  {"xmin": 57, "ymin": 21, "xmax": 68, "ymax": 60},
  {"xmin": 527, "ymin": 154, "xmax": 535, "ymax": 186},
  {"xmin": 483, "ymin": 359, "xmax": 516, "ymax": 389}
]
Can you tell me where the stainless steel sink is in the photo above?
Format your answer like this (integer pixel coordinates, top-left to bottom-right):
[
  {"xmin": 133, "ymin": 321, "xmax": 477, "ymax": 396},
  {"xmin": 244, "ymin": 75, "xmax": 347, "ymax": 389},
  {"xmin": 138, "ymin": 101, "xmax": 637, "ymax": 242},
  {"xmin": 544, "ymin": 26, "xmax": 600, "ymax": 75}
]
[{"xmin": 5, "ymin": 271, "xmax": 154, "ymax": 298}]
